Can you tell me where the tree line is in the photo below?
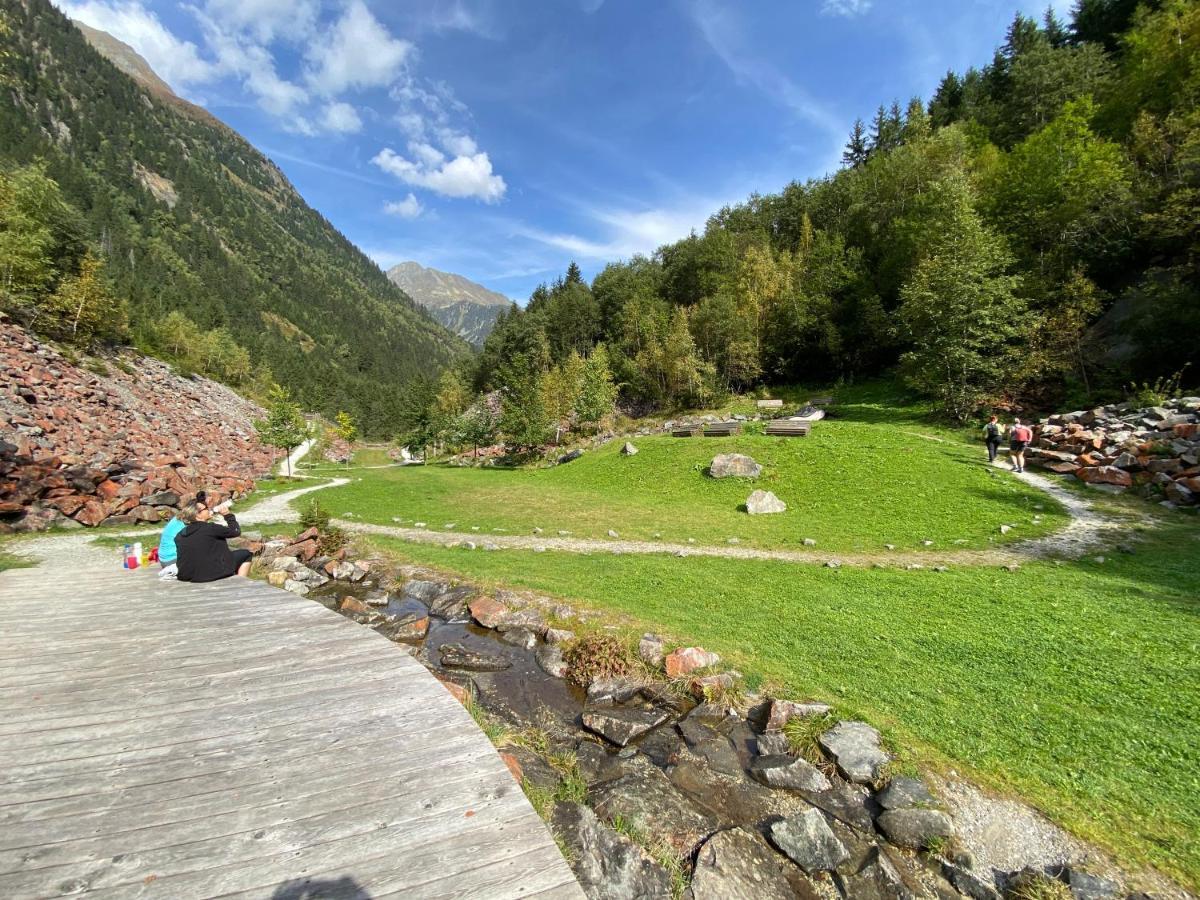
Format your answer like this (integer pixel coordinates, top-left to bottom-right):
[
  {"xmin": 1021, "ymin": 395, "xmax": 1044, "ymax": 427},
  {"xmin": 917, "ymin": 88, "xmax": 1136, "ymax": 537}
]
[{"xmin": 472, "ymin": 0, "xmax": 1196, "ymax": 421}]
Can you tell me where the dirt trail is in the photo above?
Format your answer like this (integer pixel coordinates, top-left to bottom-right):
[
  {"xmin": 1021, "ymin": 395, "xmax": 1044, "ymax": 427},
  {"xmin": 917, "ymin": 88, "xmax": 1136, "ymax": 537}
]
[{"xmin": 318, "ymin": 463, "xmax": 1126, "ymax": 569}]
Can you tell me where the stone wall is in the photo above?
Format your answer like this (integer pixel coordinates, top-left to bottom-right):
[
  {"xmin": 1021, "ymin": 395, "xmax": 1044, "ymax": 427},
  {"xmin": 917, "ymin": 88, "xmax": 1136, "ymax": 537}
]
[
  {"xmin": 0, "ymin": 320, "xmax": 275, "ymax": 532},
  {"xmin": 1030, "ymin": 398, "xmax": 1200, "ymax": 507}
]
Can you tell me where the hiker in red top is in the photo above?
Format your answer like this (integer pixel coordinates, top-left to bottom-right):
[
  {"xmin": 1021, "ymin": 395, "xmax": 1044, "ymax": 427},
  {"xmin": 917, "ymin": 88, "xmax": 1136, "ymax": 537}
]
[{"xmin": 1009, "ymin": 417, "xmax": 1033, "ymax": 473}]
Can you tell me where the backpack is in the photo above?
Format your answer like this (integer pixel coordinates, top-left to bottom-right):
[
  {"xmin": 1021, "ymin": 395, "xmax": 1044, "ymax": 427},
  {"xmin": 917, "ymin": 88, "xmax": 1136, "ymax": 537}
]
[{"xmin": 985, "ymin": 422, "xmax": 1001, "ymax": 440}]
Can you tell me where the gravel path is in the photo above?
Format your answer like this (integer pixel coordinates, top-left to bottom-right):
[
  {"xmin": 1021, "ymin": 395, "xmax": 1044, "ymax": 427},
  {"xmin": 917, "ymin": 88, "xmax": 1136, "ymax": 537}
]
[
  {"xmin": 240, "ymin": 477, "xmax": 350, "ymax": 525},
  {"xmin": 324, "ymin": 463, "xmax": 1124, "ymax": 569}
]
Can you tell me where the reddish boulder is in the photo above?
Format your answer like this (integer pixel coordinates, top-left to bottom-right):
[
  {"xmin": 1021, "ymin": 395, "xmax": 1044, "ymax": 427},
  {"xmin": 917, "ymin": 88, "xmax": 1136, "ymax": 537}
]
[
  {"xmin": 665, "ymin": 647, "xmax": 721, "ymax": 678},
  {"xmin": 1076, "ymin": 466, "xmax": 1132, "ymax": 487},
  {"xmin": 468, "ymin": 595, "xmax": 511, "ymax": 629}
]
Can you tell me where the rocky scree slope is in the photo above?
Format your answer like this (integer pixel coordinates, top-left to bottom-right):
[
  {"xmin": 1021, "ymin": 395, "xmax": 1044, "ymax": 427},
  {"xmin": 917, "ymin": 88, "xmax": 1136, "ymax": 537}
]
[
  {"xmin": 0, "ymin": 321, "xmax": 274, "ymax": 532},
  {"xmin": 1028, "ymin": 399, "xmax": 1200, "ymax": 507},
  {"xmin": 387, "ymin": 262, "xmax": 514, "ymax": 347},
  {"xmin": 0, "ymin": 1, "xmax": 466, "ymax": 435}
]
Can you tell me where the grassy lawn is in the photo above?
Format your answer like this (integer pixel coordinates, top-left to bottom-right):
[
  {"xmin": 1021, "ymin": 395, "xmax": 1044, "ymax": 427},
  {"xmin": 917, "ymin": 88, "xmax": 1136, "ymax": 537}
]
[
  {"xmin": 318, "ymin": 388, "xmax": 1067, "ymax": 553},
  {"xmin": 362, "ymin": 511, "xmax": 1200, "ymax": 888}
]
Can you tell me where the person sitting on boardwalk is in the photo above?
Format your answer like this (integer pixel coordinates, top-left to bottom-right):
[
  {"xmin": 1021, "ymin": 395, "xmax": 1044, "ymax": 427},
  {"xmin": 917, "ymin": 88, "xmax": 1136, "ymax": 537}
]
[
  {"xmin": 156, "ymin": 491, "xmax": 208, "ymax": 580},
  {"xmin": 175, "ymin": 498, "xmax": 252, "ymax": 582},
  {"xmin": 1009, "ymin": 417, "xmax": 1033, "ymax": 473}
]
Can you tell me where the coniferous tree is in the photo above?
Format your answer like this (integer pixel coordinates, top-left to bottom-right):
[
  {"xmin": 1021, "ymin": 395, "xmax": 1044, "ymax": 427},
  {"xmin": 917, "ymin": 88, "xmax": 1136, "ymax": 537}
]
[{"xmin": 843, "ymin": 118, "xmax": 869, "ymax": 167}]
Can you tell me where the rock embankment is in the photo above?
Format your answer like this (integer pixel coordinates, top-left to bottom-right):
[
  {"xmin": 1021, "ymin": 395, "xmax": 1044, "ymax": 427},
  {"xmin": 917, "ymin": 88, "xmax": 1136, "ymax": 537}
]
[
  {"xmin": 0, "ymin": 321, "xmax": 274, "ymax": 531},
  {"xmin": 1030, "ymin": 397, "xmax": 1200, "ymax": 507}
]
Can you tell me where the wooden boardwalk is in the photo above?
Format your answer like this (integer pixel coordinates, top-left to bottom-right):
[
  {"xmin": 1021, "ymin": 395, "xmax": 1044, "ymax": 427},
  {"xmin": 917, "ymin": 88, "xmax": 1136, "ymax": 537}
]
[{"xmin": 0, "ymin": 551, "xmax": 582, "ymax": 899}]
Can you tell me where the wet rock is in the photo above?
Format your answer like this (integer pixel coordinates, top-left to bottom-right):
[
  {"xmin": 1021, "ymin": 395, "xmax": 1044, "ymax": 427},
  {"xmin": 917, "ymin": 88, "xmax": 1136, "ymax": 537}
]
[
  {"xmin": 769, "ymin": 808, "xmax": 849, "ymax": 873},
  {"xmin": 535, "ymin": 643, "xmax": 569, "ymax": 678},
  {"xmin": 468, "ymin": 594, "xmax": 512, "ymax": 628},
  {"xmin": 664, "ymin": 646, "xmax": 720, "ymax": 677},
  {"xmin": 750, "ymin": 755, "xmax": 832, "ymax": 792},
  {"xmin": 500, "ymin": 626, "xmax": 538, "ymax": 650},
  {"xmin": 379, "ymin": 614, "xmax": 429, "ymax": 642},
  {"xmin": 590, "ymin": 757, "xmax": 720, "ymax": 855},
  {"xmin": 876, "ymin": 808, "xmax": 953, "ymax": 850},
  {"xmin": 677, "ymin": 718, "xmax": 720, "ymax": 748},
  {"xmin": 575, "ymin": 740, "xmax": 626, "ymax": 785},
  {"xmin": 582, "ymin": 707, "xmax": 670, "ymax": 747},
  {"xmin": 638, "ymin": 633, "xmax": 665, "ymax": 667},
  {"xmin": 426, "ymin": 585, "xmax": 476, "ymax": 618},
  {"xmin": 438, "ymin": 642, "xmax": 511, "ymax": 671},
  {"xmin": 551, "ymin": 802, "xmax": 672, "ymax": 900},
  {"xmin": 745, "ymin": 489, "xmax": 786, "ymax": 514},
  {"xmin": 690, "ymin": 828, "xmax": 802, "ymax": 900},
  {"xmin": 709, "ymin": 453, "xmax": 762, "ymax": 478},
  {"xmin": 877, "ymin": 776, "xmax": 938, "ymax": 810},
  {"xmin": 339, "ymin": 595, "xmax": 371, "ymax": 615},
  {"xmin": 818, "ymin": 720, "xmax": 891, "ymax": 783},
  {"xmin": 587, "ymin": 676, "xmax": 648, "ymax": 705}
]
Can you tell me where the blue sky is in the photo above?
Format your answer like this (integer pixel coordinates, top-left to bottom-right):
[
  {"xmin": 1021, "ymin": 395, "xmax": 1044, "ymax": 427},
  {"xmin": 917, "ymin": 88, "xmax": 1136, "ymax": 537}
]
[{"xmin": 58, "ymin": 0, "xmax": 1071, "ymax": 302}]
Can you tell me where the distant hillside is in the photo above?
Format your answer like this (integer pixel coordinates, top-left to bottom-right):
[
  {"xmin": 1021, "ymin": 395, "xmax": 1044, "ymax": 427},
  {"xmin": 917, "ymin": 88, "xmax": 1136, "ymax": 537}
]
[
  {"xmin": 387, "ymin": 262, "xmax": 514, "ymax": 347},
  {"xmin": 0, "ymin": 0, "xmax": 468, "ymax": 437}
]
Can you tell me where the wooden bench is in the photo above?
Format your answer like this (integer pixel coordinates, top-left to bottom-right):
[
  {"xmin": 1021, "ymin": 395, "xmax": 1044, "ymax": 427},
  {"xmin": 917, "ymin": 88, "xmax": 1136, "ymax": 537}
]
[
  {"xmin": 765, "ymin": 420, "xmax": 812, "ymax": 437},
  {"xmin": 703, "ymin": 421, "xmax": 743, "ymax": 436},
  {"xmin": 671, "ymin": 426, "xmax": 701, "ymax": 437},
  {"xmin": 756, "ymin": 399, "xmax": 783, "ymax": 409},
  {"xmin": 809, "ymin": 396, "xmax": 833, "ymax": 407}
]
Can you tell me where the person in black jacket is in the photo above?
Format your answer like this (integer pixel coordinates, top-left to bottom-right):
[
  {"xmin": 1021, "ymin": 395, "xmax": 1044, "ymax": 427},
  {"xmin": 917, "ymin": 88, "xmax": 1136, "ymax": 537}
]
[{"xmin": 175, "ymin": 499, "xmax": 252, "ymax": 583}]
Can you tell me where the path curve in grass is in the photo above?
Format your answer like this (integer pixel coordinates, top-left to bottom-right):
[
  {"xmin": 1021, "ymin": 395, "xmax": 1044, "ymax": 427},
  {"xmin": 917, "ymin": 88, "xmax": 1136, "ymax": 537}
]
[
  {"xmin": 240, "ymin": 477, "xmax": 350, "ymax": 525},
  {"xmin": 257, "ymin": 464, "xmax": 1124, "ymax": 567}
]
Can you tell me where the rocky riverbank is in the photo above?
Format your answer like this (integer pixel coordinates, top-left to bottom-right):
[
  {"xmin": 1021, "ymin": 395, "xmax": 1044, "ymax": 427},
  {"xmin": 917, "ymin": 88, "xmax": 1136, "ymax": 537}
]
[
  {"xmin": 1029, "ymin": 398, "xmax": 1200, "ymax": 508},
  {"xmin": 240, "ymin": 526, "xmax": 1173, "ymax": 900},
  {"xmin": 0, "ymin": 321, "xmax": 274, "ymax": 532}
]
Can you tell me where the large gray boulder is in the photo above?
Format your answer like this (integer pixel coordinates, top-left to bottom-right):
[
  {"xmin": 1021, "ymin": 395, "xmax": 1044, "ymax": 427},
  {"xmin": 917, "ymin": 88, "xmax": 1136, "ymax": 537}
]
[
  {"xmin": 551, "ymin": 803, "xmax": 673, "ymax": 900},
  {"xmin": 749, "ymin": 755, "xmax": 831, "ymax": 792},
  {"xmin": 875, "ymin": 807, "xmax": 954, "ymax": 850},
  {"xmin": 877, "ymin": 776, "xmax": 938, "ymax": 810},
  {"xmin": 590, "ymin": 757, "xmax": 719, "ymax": 856},
  {"xmin": 818, "ymin": 720, "xmax": 891, "ymax": 783},
  {"xmin": 690, "ymin": 828, "xmax": 802, "ymax": 900},
  {"xmin": 745, "ymin": 490, "xmax": 786, "ymax": 515},
  {"xmin": 710, "ymin": 454, "xmax": 762, "ymax": 478},
  {"xmin": 769, "ymin": 808, "xmax": 849, "ymax": 873},
  {"xmin": 582, "ymin": 707, "xmax": 670, "ymax": 747}
]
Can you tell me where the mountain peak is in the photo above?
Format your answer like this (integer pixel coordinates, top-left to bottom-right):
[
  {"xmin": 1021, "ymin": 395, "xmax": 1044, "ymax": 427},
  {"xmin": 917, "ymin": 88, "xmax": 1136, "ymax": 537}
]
[{"xmin": 387, "ymin": 262, "xmax": 513, "ymax": 347}]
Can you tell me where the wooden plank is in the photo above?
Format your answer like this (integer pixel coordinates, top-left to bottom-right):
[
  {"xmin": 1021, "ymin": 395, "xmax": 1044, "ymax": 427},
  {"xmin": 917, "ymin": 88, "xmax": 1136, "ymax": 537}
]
[{"xmin": 0, "ymin": 548, "xmax": 581, "ymax": 898}]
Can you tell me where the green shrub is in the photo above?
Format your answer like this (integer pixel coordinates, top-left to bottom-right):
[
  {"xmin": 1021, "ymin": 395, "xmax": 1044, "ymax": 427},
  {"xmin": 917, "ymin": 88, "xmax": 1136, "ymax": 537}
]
[{"xmin": 1126, "ymin": 365, "xmax": 1189, "ymax": 407}]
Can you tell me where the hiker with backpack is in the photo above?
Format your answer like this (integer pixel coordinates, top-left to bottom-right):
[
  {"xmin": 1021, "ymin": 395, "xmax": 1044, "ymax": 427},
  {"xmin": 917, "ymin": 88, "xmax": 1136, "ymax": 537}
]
[
  {"xmin": 983, "ymin": 415, "xmax": 1003, "ymax": 463},
  {"xmin": 1009, "ymin": 417, "xmax": 1033, "ymax": 473}
]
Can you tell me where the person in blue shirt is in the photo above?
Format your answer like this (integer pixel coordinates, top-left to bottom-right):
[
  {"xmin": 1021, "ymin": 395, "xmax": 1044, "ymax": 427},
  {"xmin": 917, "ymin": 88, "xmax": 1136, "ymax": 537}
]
[{"xmin": 157, "ymin": 491, "xmax": 205, "ymax": 577}]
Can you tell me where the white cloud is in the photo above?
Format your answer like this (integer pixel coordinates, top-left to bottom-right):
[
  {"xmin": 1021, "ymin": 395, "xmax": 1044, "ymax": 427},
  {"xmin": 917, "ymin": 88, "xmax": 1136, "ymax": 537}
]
[
  {"xmin": 821, "ymin": 0, "xmax": 872, "ymax": 17},
  {"xmin": 57, "ymin": 0, "xmax": 216, "ymax": 87},
  {"xmin": 202, "ymin": 0, "xmax": 318, "ymax": 43},
  {"xmin": 305, "ymin": 0, "xmax": 413, "ymax": 96},
  {"xmin": 515, "ymin": 202, "xmax": 711, "ymax": 260},
  {"xmin": 322, "ymin": 101, "xmax": 363, "ymax": 133},
  {"xmin": 372, "ymin": 145, "xmax": 506, "ymax": 203},
  {"xmin": 383, "ymin": 193, "xmax": 424, "ymax": 219},
  {"xmin": 688, "ymin": 0, "xmax": 844, "ymax": 140}
]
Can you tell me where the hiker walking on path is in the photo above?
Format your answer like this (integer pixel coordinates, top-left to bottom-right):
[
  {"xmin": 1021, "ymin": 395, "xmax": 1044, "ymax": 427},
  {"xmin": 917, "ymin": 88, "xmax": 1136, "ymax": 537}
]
[
  {"xmin": 1009, "ymin": 417, "xmax": 1033, "ymax": 473},
  {"xmin": 984, "ymin": 415, "xmax": 1004, "ymax": 463},
  {"xmin": 175, "ymin": 498, "xmax": 252, "ymax": 582}
]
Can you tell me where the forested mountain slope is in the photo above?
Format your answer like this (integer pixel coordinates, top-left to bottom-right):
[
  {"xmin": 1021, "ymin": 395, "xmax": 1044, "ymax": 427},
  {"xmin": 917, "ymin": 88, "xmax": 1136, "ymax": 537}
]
[
  {"xmin": 387, "ymin": 262, "xmax": 513, "ymax": 347},
  {"xmin": 0, "ymin": 0, "xmax": 467, "ymax": 436},
  {"xmin": 477, "ymin": 0, "xmax": 1197, "ymax": 420}
]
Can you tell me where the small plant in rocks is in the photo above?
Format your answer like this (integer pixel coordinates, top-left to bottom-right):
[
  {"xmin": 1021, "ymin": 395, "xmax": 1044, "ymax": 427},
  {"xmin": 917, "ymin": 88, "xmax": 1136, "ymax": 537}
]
[
  {"xmin": 1007, "ymin": 872, "xmax": 1072, "ymax": 900},
  {"xmin": 298, "ymin": 497, "xmax": 332, "ymax": 531},
  {"xmin": 316, "ymin": 524, "xmax": 348, "ymax": 556},
  {"xmin": 783, "ymin": 711, "xmax": 836, "ymax": 766},
  {"xmin": 562, "ymin": 633, "xmax": 633, "ymax": 688}
]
